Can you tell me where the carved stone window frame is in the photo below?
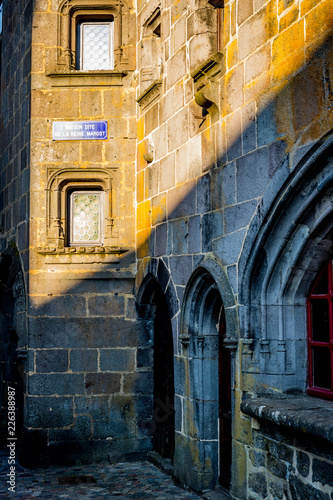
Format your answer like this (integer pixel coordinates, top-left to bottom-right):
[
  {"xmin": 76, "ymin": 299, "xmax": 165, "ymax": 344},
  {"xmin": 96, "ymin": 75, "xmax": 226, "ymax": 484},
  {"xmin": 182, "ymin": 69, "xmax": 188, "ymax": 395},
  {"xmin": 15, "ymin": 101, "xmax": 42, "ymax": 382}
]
[
  {"xmin": 57, "ymin": 0, "xmax": 128, "ymax": 71},
  {"xmin": 45, "ymin": 168, "xmax": 114, "ymax": 249}
]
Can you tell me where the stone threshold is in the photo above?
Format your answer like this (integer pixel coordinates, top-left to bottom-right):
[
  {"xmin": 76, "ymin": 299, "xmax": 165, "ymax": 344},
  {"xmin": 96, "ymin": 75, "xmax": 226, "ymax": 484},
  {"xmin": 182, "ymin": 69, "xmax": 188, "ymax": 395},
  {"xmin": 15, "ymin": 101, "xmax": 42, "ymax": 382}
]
[
  {"xmin": 148, "ymin": 451, "xmax": 173, "ymax": 475},
  {"xmin": 202, "ymin": 489, "xmax": 230, "ymax": 500},
  {"xmin": 241, "ymin": 395, "xmax": 333, "ymax": 443}
]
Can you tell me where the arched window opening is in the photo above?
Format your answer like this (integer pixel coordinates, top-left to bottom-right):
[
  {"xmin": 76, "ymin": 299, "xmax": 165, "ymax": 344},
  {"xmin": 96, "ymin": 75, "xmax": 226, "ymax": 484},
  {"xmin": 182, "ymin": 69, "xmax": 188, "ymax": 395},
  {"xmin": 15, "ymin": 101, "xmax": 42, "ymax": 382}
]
[{"xmin": 307, "ymin": 260, "xmax": 333, "ymax": 400}]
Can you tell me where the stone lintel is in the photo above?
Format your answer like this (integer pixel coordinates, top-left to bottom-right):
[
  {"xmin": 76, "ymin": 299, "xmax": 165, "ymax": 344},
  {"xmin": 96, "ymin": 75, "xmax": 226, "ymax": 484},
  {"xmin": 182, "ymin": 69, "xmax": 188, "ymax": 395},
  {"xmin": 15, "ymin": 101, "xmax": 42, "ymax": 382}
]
[
  {"xmin": 191, "ymin": 51, "xmax": 224, "ymax": 86},
  {"xmin": 241, "ymin": 396, "xmax": 333, "ymax": 443},
  {"xmin": 137, "ymin": 79, "xmax": 163, "ymax": 110}
]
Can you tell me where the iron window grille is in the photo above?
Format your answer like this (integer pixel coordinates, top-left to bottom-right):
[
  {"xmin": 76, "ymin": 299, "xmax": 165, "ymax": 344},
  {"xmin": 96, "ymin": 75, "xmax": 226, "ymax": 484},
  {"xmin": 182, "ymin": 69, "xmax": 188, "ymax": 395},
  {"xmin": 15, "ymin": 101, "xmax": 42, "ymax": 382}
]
[{"xmin": 307, "ymin": 260, "xmax": 333, "ymax": 400}]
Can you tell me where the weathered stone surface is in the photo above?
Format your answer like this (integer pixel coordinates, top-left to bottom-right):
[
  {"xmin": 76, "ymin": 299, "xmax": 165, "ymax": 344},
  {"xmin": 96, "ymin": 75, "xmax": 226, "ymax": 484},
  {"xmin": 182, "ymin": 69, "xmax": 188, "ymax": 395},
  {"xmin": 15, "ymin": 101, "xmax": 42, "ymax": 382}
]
[
  {"xmin": 169, "ymin": 255, "xmax": 193, "ymax": 286},
  {"xmin": 29, "ymin": 295, "xmax": 86, "ymax": 317},
  {"xmin": 36, "ymin": 349, "xmax": 69, "ymax": 373},
  {"xmin": 249, "ymin": 449, "xmax": 266, "ymax": 468},
  {"xmin": 123, "ymin": 372, "xmax": 153, "ymax": 395},
  {"xmin": 312, "ymin": 458, "xmax": 333, "ymax": 487},
  {"xmin": 26, "ymin": 396, "xmax": 74, "ymax": 428},
  {"xmin": 49, "ymin": 415, "xmax": 92, "ymax": 441},
  {"xmin": 224, "ymin": 199, "xmax": 257, "ymax": 234},
  {"xmin": 29, "ymin": 317, "xmax": 138, "ymax": 349},
  {"xmin": 267, "ymin": 453, "xmax": 288, "ymax": 479},
  {"xmin": 155, "ymin": 223, "xmax": 168, "ymax": 256},
  {"xmin": 85, "ymin": 373, "xmax": 121, "ymax": 395},
  {"xmin": 248, "ymin": 472, "xmax": 267, "ymax": 497},
  {"xmin": 87, "ymin": 295, "xmax": 125, "ymax": 317},
  {"xmin": 29, "ymin": 373, "xmax": 85, "ymax": 396},
  {"xmin": 70, "ymin": 349, "xmax": 98, "ymax": 373},
  {"xmin": 99, "ymin": 349, "xmax": 135, "ymax": 372},
  {"xmin": 296, "ymin": 450, "xmax": 310, "ymax": 478},
  {"xmin": 236, "ymin": 147, "xmax": 269, "ymax": 202},
  {"xmin": 289, "ymin": 475, "xmax": 330, "ymax": 500}
]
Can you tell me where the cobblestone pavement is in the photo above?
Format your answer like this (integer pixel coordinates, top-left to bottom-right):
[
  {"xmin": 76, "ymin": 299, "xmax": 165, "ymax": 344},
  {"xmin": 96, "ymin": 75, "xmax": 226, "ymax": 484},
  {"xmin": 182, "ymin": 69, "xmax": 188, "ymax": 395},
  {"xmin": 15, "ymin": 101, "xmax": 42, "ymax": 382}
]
[{"xmin": 0, "ymin": 448, "xmax": 201, "ymax": 499}]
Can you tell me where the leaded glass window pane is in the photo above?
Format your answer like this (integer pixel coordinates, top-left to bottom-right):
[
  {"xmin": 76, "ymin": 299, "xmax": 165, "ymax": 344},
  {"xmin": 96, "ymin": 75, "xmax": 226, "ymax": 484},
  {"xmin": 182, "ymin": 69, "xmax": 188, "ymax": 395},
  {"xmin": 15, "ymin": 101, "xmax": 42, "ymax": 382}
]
[
  {"xmin": 80, "ymin": 22, "xmax": 114, "ymax": 71},
  {"xmin": 70, "ymin": 191, "xmax": 102, "ymax": 245}
]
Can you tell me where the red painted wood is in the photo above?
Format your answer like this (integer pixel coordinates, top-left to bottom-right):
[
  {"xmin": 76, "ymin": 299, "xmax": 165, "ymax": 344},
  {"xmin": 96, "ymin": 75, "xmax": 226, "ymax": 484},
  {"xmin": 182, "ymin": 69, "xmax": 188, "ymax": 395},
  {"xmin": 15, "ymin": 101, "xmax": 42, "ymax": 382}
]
[{"xmin": 307, "ymin": 260, "xmax": 333, "ymax": 400}]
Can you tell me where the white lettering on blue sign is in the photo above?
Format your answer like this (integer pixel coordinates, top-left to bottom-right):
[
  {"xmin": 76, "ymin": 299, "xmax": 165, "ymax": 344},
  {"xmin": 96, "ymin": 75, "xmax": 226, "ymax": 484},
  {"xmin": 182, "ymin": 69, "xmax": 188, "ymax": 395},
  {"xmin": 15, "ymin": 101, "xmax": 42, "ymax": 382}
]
[{"xmin": 52, "ymin": 121, "xmax": 108, "ymax": 140}]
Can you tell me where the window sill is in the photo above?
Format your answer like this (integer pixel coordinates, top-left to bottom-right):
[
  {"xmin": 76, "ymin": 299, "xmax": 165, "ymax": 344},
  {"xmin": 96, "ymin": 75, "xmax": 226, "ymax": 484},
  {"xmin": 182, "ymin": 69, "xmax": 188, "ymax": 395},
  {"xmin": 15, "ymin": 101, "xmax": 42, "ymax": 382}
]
[
  {"xmin": 36, "ymin": 246, "xmax": 129, "ymax": 255},
  {"xmin": 46, "ymin": 70, "xmax": 128, "ymax": 87},
  {"xmin": 241, "ymin": 395, "xmax": 333, "ymax": 444},
  {"xmin": 35, "ymin": 246, "xmax": 130, "ymax": 266}
]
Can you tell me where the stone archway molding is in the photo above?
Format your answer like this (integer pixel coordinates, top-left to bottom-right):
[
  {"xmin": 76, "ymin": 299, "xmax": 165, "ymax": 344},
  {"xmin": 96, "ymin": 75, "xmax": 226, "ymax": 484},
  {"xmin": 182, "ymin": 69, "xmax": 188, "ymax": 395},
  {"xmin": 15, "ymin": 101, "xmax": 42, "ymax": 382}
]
[
  {"xmin": 135, "ymin": 257, "xmax": 179, "ymax": 321},
  {"xmin": 180, "ymin": 256, "xmax": 239, "ymax": 344},
  {"xmin": 238, "ymin": 129, "xmax": 333, "ymax": 387}
]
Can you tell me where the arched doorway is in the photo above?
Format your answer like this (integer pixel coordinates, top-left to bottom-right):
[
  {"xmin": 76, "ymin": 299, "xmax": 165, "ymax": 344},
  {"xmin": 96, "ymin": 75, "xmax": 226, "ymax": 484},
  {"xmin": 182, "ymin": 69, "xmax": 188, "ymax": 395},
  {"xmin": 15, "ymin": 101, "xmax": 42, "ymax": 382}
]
[
  {"xmin": 199, "ymin": 279, "xmax": 232, "ymax": 489},
  {"xmin": 139, "ymin": 275, "xmax": 175, "ymax": 459},
  {"xmin": 179, "ymin": 265, "xmax": 236, "ymax": 491}
]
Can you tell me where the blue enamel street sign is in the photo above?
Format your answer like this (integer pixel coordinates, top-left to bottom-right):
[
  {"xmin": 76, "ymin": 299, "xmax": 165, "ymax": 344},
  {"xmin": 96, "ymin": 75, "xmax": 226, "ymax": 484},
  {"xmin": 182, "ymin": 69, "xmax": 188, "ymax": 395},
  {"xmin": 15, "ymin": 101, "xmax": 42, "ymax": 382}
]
[{"xmin": 52, "ymin": 121, "xmax": 108, "ymax": 140}]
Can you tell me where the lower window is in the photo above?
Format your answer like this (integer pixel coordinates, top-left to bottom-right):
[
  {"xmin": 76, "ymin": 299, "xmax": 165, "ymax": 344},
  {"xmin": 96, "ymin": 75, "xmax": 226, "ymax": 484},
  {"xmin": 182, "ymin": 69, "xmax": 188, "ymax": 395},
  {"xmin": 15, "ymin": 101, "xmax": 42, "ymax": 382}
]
[
  {"xmin": 69, "ymin": 190, "xmax": 103, "ymax": 246},
  {"xmin": 307, "ymin": 260, "xmax": 333, "ymax": 400}
]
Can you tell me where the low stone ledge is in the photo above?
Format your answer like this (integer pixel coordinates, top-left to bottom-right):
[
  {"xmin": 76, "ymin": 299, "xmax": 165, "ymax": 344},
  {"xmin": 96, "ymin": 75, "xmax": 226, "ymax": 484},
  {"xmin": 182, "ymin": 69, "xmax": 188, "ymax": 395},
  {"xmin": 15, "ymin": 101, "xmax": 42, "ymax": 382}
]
[{"xmin": 241, "ymin": 395, "xmax": 333, "ymax": 443}]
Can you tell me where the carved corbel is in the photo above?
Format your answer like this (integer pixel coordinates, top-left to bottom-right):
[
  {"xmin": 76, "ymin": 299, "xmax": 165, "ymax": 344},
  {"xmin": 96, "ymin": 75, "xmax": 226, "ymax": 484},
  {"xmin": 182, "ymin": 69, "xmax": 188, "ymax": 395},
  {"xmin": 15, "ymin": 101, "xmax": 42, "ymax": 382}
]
[
  {"xmin": 195, "ymin": 81, "xmax": 220, "ymax": 123},
  {"xmin": 191, "ymin": 52, "xmax": 224, "ymax": 124}
]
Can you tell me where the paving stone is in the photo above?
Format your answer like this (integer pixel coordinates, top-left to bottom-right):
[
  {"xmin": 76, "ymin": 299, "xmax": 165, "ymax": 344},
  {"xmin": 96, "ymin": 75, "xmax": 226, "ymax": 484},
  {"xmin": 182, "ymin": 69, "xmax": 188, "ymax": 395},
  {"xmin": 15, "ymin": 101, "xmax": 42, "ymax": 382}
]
[{"xmin": 0, "ymin": 448, "xmax": 201, "ymax": 499}]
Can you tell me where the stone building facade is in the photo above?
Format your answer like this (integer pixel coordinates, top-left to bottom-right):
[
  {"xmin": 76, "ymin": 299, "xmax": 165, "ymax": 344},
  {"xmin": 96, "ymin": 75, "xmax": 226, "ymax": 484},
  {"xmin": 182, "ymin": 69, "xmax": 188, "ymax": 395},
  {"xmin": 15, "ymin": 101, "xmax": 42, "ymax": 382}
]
[{"xmin": 1, "ymin": 0, "xmax": 333, "ymax": 498}]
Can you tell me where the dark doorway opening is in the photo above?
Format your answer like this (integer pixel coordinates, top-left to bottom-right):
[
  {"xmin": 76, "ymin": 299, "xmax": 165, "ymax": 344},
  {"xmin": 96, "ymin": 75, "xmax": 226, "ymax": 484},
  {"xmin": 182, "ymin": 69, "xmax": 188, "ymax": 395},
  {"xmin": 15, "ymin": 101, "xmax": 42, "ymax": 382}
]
[
  {"xmin": 140, "ymin": 277, "xmax": 175, "ymax": 460},
  {"xmin": 0, "ymin": 249, "xmax": 26, "ymax": 446},
  {"xmin": 219, "ymin": 305, "xmax": 232, "ymax": 489}
]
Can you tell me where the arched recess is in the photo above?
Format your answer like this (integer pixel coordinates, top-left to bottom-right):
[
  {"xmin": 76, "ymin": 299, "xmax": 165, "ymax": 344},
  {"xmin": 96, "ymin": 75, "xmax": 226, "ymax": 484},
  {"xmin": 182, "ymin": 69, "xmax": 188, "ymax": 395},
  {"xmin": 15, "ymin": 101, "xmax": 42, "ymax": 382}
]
[
  {"xmin": 0, "ymin": 243, "xmax": 27, "ymax": 443},
  {"xmin": 175, "ymin": 258, "xmax": 238, "ymax": 492},
  {"xmin": 238, "ymin": 131, "xmax": 333, "ymax": 393},
  {"xmin": 135, "ymin": 258, "xmax": 177, "ymax": 460}
]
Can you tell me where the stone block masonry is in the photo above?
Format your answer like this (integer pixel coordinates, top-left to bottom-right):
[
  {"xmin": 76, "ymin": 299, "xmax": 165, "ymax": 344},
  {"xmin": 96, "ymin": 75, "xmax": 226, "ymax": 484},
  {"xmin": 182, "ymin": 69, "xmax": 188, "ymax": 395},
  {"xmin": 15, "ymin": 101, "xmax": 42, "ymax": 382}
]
[
  {"xmin": 135, "ymin": 0, "xmax": 333, "ymax": 496},
  {"xmin": 1, "ymin": 0, "xmax": 333, "ymax": 497},
  {"xmin": 0, "ymin": 0, "xmax": 152, "ymax": 467},
  {"xmin": 24, "ymin": 282, "xmax": 155, "ymax": 465}
]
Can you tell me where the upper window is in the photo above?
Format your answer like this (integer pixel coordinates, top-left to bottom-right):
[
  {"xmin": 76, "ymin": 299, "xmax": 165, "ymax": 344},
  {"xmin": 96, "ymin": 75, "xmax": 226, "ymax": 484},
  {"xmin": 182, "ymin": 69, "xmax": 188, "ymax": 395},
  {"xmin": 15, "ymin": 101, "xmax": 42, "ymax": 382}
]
[
  {"xmin": 69, "ymin": 190, "xmax": 103, "ymax": 246},
  {"xmin": 77, "ymin": 20, "xmax": 114, "ymax": 70},
  {"xmin": 307, "ymin": 260, "xmax": 333, "ymax": 400},
  {"xmin": 57, "ymin": 1, "xmax": 126, "ymax": 72}
]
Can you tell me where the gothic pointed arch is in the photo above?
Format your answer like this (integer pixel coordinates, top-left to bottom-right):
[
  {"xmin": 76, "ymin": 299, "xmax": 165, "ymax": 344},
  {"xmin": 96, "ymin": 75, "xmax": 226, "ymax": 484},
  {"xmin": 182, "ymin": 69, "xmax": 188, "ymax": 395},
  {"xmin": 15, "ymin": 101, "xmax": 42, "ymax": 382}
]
[
  {"xmin": 238, "ymin": 130, "xmax": 333, "ymax": 393},
  {"xmin": 175, "ymin": 258, "xmax": 238, "ymax": 491},
  {"xmin": 135, "ymin": 261, "xmax": 176, "ymax": 460}
]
